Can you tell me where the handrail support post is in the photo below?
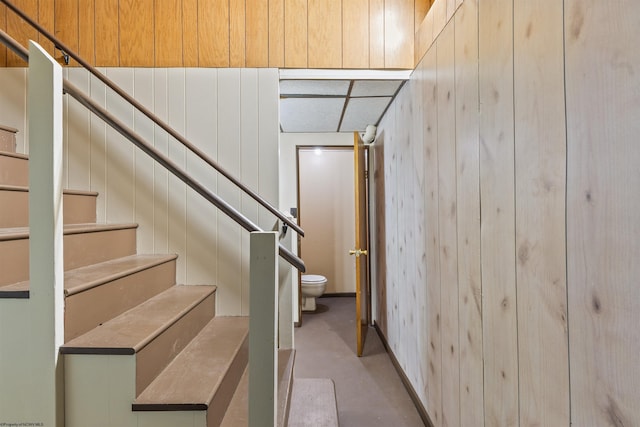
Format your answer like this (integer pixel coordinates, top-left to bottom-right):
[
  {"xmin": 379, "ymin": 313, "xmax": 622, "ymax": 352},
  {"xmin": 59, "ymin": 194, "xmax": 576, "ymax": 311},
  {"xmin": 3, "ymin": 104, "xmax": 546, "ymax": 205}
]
[{"xmin": 249, "ymin": 231, "xmax": 279, "ymax": 427}]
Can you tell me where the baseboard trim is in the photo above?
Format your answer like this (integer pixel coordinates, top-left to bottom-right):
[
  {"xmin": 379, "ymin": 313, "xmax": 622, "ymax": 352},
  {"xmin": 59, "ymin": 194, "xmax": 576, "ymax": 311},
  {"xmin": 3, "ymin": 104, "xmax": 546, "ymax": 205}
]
[
  {"xmin": 320, "ymin": 292, "xmax": 356, "ymax": 298},
  {"xmin": 373, "ymin": 321, "xmax": 435, "ymax": 427}
]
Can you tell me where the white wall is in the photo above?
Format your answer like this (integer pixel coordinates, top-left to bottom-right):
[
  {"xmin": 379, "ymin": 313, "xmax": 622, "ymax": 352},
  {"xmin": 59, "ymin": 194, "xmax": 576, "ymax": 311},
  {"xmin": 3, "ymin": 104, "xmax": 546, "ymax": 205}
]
[{"xmin": 0, "ymin": 67, "xmax": 280, "ymax": 316}]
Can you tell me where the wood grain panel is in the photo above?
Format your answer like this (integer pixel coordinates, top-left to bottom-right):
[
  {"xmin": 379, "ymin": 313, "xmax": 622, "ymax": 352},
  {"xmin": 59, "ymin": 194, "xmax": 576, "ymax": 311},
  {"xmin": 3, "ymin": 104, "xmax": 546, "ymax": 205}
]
[
  {"xmin": 182, "ymin": 0, "xmax": 198, "ymax": 66},
  {"xmin": 78, "ymin": 0, "xmax": 95, "ymax": 64},
  {"xmin": 422, "ymin": 45, "xmax": 442, "ymax": 426},
  {"xmin": 37, "ymin": 0, "xmax": 54, "ymax": 55},
  {"xmin": 6, "ymin": 0, "xmax": 37, "ymax": 66},
  {"xmin": 268, "ymin": 0, "xmax": 285, "ymax": 67},
  {"xmin": 415, "ymin": 0, "xmax": 432, "ymax": 28},
  {"xmin": 446, "ymin": 0, "xmax": 455, "ymax": 22},
  {"xmin": 431, "ymin": 0, "xmax": 446, "ymax": 41},
  {"xmin": 284, "ymin": 0, "xmax": 307, "ymax": 67},
  {"xmin": 514, "ymin": 0, "xmax": 569, "ymax": 425},
  {"xmin": 478, "ymin": 0, "xmax": 518, "ymax": 425},
  {"xmin": 94, "ymin": 0, "xmax": 119, "ymax": 66},
  {"xmin": 0, "ymin": 4, "xmax": 7, "ymax": 66},
  {"xmin": 369, "ymin": 0, "xmax": 385, "ymax": 68},
  {"xmin": 229, "ymin": 0, "xmax": 246, "ymax": 67},
  {"xmin": 409, "ymin": 65, "xmax": 428, "ymax": 406},
  {"xmin": 436, "ymin": 21, "xmax": 460, "ymax": 427},
  {"xmin": 343, "ymin": 0, "xmax": 369, "ymax": 69},
  {"xmin": 415, "ymin": 6, "xmax": 433, "ymax": 74},
  {"xmin": 384, "ymin": 0, "xmax": 414, "ymax": 68},
  {"xmin": 454, "ymin": 1, "xmax": 483, "ymax": 426},
  {"xmin": 246, "ymin": 0, "xmax": 269, "ymax": 67},
  {"xmin": 565, "ymin": 1, "xmax": 640, "ymax": 425},
  {"xmin": 55, "ymin": 0, "xmax": 78, "ymax": 64},
  {"xmin": 308, "ymin": 0, "xmax": 341, "ymax": 68},
  {"xmin": 120, "ymin": 0, "xmax": 154, "ymax": 66},
  {"xmin": 199, "ymin": 0, "xmax": 229, "ymax": 67},
  {"xmin": 155, "ymin": 0, "xmax": 183, "ymax": 66}
]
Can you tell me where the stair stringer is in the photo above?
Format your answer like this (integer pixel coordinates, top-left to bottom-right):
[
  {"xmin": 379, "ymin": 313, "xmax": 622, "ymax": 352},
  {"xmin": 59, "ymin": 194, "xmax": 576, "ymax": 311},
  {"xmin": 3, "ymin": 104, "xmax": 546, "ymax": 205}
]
[{"xmin": 65, "ymin": 354, "xmax": 209, "ymax": 427}]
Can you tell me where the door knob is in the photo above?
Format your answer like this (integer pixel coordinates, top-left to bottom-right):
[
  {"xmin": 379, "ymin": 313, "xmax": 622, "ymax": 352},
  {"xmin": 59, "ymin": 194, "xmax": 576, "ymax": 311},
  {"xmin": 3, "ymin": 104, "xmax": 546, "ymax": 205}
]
[{"xmin": 349, "ymin": 249, "xmax": 368, "ymax": 257}]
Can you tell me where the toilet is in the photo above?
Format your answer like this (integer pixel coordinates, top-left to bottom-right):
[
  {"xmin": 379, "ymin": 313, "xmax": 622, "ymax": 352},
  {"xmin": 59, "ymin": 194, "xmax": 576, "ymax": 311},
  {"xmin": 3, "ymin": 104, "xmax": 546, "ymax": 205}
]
[{"xmin": 300, "ymin": 274, "xmax": 328, "ymax": 312}]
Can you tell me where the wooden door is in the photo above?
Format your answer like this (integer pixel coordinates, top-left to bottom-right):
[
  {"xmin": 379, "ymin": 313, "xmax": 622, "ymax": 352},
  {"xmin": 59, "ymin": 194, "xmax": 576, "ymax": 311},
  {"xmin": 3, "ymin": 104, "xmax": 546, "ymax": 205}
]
[{"xmin": 352, "ymin": 132, "xmax": 369, "ymax": 356}]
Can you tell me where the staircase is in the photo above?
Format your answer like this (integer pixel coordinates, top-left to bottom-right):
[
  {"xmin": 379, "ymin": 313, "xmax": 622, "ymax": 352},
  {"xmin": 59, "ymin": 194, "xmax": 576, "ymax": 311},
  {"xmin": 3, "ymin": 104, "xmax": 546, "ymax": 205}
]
[{"xmin": 0, "ymin": 124, "xmax": 295, "ymax": 426}]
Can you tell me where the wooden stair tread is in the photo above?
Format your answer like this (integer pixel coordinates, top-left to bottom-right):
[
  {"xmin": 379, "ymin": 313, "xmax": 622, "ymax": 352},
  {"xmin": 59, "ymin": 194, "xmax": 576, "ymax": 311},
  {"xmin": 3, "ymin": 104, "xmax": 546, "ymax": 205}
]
[
  {"xmin": 133, "ymin": 316, "xmax": 249, "ymax": 410},
  {"xmin": 64, "ymin": 254, "xmax": 177, "ymax": 296},
  {"xmin": 0, "ymin": 254, "xmax": 177, "ymax": 298},
  {"xmin": 0, "ymin": 151, "xmax": 27, "ymax": 160},
  {"xmin": 0, "ymin": 223, "xmax": 138, "ymax": 242},
  {"xmin": 0, "ymin": 280, "xmax": 28, "ymax": 298},
  {"xmin": 0, "ymin": 124, "xmax": 18, "ymax": 133},
  {"xmin": 61, "ymin": 285, "xmax": 216, "ymax": 354}
]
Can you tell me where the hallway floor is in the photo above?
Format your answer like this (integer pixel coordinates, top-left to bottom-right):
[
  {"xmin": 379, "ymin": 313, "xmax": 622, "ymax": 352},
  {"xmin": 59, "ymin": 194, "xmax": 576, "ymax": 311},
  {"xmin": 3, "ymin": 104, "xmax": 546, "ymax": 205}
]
[{"xmin": 294, "ymin": 297, "xmax": 425, "ymax": 426}]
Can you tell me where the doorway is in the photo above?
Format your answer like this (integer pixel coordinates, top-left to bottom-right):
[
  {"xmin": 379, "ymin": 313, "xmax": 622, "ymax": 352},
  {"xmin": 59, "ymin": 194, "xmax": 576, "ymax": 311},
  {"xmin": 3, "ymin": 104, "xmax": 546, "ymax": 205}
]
[{"xmin": 297, "ymin": 146, "xmax": 356, "ymax": 298}]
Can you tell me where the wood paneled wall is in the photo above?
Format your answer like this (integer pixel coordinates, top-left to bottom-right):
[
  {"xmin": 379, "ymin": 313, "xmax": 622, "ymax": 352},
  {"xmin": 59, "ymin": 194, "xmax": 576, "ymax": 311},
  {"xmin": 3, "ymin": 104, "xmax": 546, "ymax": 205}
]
[
  {"xmin": 0, "ymin": 0, "xmax": 417, "ymax": 69},
  {"xmin": 0, "ymin": 67, "xmax": 280, "ymax": 317},
  {"xmin": 373, "ymin": 0, "xmax": 640, "ymax": 425}
]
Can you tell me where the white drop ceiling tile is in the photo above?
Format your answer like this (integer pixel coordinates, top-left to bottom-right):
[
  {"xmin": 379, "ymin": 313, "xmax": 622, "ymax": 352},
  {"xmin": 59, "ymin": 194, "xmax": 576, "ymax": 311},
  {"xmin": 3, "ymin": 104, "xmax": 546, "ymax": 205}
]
[
  {"xmin": 350, "ymin": 80, "xmax": 403, "ymax": 97},
  {"xmin": 340, "ymin": 97, "xmax": 391, "ymax": 132},
  {"xmin": 280, "ymin": 80, "xmax": 351, "ymax": 96},
  {"xmin": 280, "ymin": 97, "xmax": 345, "ymax": 133}
]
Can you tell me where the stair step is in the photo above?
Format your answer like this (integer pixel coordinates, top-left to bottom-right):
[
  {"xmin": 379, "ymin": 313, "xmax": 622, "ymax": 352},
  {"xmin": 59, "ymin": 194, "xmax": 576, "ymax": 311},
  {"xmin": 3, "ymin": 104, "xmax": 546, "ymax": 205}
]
[
  {"xmin": 0, "ymin": 125, "xmax": 18, "ymax": 153},
  {"xmin": 133, "ymin": 316, "xmax": 249, "ymax": 426},
  {"xmin": 0, "ymin": 151, "xmax": 28, "ymax": 186},
  {"xmin": 62, "ymin": 284, "xmax": 217, "ymax": 395},
  {"xmin": 0, "ymin": 185, "xmax": 98, "ymax": 227},
  {"xmin": 64, "ymin": 254, "xmax": 178, "ymax": 341},
  {"xmin": 288, "ymin": 379, "xmax": 339, "ymax": 427},
  {"xmin": 220, "ymin": 349, "xmax": 296, "ymax": 427},
  {"xmin": 0, "ymin": 223, "xmax": 137, "ymax": 288}
]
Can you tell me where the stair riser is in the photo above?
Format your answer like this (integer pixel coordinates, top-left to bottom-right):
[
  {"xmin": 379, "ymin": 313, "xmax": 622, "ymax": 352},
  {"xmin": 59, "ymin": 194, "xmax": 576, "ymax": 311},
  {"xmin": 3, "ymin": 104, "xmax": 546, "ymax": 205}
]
[
  {"xmin": 0, "ymin": 155, "xmax": 28, "ymax": 186},
  {"xmin": 207, "ymin": 334, "xmax": 249, "ymax": 427},
  {"xmin": 65, "ymin": 354, "xmax": 138, "ymax": 427},
  {"xmin": 65, "ymin": 260, "xmax": 177, "ymax": 342},
  {"xmin": 0, "ymin": 190, "xmax": 97, "ymax": 227},
  {"xmin": 0, "ymin": 228, "xmax": 137, "ymax": 286},
  {"xmin": 136, "ymin": 292, "xmax": 216, "ymax": 395}
]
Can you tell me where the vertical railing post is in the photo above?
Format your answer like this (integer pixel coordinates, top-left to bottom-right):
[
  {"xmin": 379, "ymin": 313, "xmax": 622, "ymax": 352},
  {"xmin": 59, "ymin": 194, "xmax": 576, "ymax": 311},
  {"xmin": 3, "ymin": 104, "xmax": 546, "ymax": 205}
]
[
  {"xmin": 249, "ymin": 231, "xmax": 279, "ymax": 427},
  {"xmin": 278, "ymin": 221, "xmax": 294, "ymax": 349},
  {"xmin": 28, "ymin": 40, "xmax": 65, "ymax": 426}
]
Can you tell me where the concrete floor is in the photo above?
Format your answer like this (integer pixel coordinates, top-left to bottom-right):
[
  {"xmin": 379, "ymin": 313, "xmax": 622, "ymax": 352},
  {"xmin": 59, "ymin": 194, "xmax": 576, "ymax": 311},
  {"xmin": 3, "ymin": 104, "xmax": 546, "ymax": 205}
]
[{"xmin": 294, "ymin": 297, "xmax": 425, "ymax": 426}]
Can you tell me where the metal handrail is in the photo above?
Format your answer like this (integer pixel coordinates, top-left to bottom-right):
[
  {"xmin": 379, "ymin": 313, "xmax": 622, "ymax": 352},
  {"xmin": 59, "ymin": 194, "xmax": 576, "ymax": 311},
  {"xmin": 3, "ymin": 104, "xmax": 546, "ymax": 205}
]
[
  {"xmin": 0, "ymin": 0, "xmax": 304, "ymax": 238},
  {"xmin": 0, "ymin": 30, "xmax": 306, "ymax": 273}
]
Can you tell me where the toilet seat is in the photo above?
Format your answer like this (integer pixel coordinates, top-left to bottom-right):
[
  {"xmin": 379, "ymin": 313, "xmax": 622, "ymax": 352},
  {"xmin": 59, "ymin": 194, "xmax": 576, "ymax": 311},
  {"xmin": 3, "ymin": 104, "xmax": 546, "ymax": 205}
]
[{"xmin": 301, "ymin": 274, "xmax": 327, "ymax": 284}]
